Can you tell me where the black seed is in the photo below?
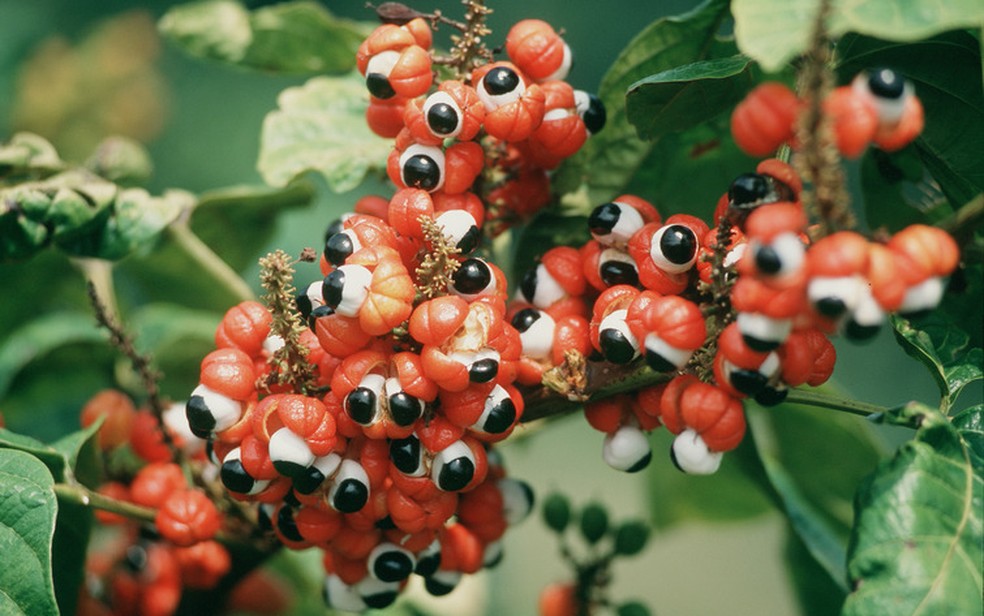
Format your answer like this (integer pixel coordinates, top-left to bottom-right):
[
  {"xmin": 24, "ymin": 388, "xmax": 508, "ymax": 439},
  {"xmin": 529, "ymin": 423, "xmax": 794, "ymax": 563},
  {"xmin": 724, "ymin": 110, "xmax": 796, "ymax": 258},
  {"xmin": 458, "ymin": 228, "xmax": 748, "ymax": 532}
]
[
  {"xmin": 669, "ymin": 447, "xmax": 685, "ymax": 473},
  {"xmin": 295, "ymin": 292, "xmax": 314, "ymax": 321},
  {"xmin": 482, "ymin": 398, "xmax": 516, "ymax": 433},
  {"xmin": 273, "ymin": 459, "xmax": 307, "ymax": 481},
  {"xmin": 485, "ymin": 548, "xmax": 504, "ymax": 568},
  {"xmin": 366, "ymin": 73, "xmax": 396, "ymax": 99},
  {"xmin": 221, "ymin": 458, "xmax": 256, "ymax": 494},
  {"xmin": 325, "ymin": 233, "xmax": 354, "ymax": 266},
  {"xmin": 375, "ymin": 515, "xmax": 397, "ymax": 530},
  {"xmin": 427, "ymin": 102, "xmax": 459, "ymax": 135},
  {"xmin": 600, "ymin": 260, "xmax": 638, "ymax": 287},
  {"xmin": 388, "ymin": 392, "xmax": 422, "ymax": 426},
  {"xmin": 323, "ymin": 218, "xmax": 344, "ymax": 244},
  {"xmin": 644, "ymin": 349, "xmax": 677, "ymax": 373},
  {"xmin": 755, "ymin": 246, "xmax": 783, "ymax": 275},
  {"xmin": 333, "ymin": 479, "xmax": 369, "ymax": 513},
  {"xmin": 511, "ymin": 307, "xmax": 541, "ymax": 333},
  {"xmin": 755, "ymin": 386, "xmax": 788, "ymax": 407},
  {"xmin": 322, "ymin": 270, "xmax": 345, "ymax": 309},
  {"xmin": 257, "ymin": 504, "xmax": 274, "ymax": 532},
  {"xmin": 845, "ymin": 319, "xmax": 881, "ymax": 341},
  {"xmin": 728, "ymin": 173, "xmax": 772, "ymax": 208},
  {"xmin": 374, "ymin": 551, "xmax": 414, "ymax": 582},
  {"xmin": 390, "ymin": 436, "xmax": 422, "ymax": 475},
  {"xmin": 588, "ymin": 202, "xmax": 621, "ymax": 235},
  {"xmin": 741, "ymin": 333, "xmax": 780, "ymax": 353},
  {"xmin": 424, "ymin": 576, "xmax": 456, "ymax": 596},
  {"xmin": 292, "ymin": 466, "xmax": 327, "ymax": 495},
  {"xmin": 483, "ymin": 66, "xmax": 520, "ymax": 96},
  {"xmin": 186, "ymin": 395, "xmax": 215, "ymax": 438},
  {"xmin": 124, "ymin": 545, "xmax": 148, "ymax": 573},
  {"xmin": 659, "ymin": 225, "xmax": 697, "ymax": 265},
  {"xmin": 283, "ymin": 490, "xmax": 300, "ymax": 508},
  {"xmin": 346, "ymin": 387, "xmax": 377, "ymax": 425},
  {"xmin": 469, "ymin": 358, "xmax": 499, "ymax": 383},
  {"xmin": 815, "ymin": 296, "xmax": 848, "ymax": 318},
  {"xmin": 307, "ymin": 305, "xmax": 334, "ymax": 331},
  {"xmin": 402, "ymin": 154, "xmax": 441, "ymax": 190},
  {"xmin": 438, "ymin": 457, "xmax": 475, "ymax": 491},
  {"xmin": 452, "ymin": 258, "xmax": 492, "ymax": 294},
  {"xmin": 729, "ymin": 369, "xmax": 768, "ymax": 396},
  {"xmin": 362, "ymin": 590, "xmax": 398, "ymax": 609},
  {"xmin": 868, "ymin": 68, "xmax": 904, "ymax": 99},
  {"xmin": 415, "ymin": 553, "xmax": 441, "ymax": 577},
  {"xmin": 625, "ymin": 449, "xmax": 652, "ymax": 473},
  {"xmin": 519, "ymin": 267, "xmax": 538, "ymax": 303},
  {"xmin": 456, "ymin": 224, "xmax": 481, "ymax": 254},
  {"xmin": 277, "ymin": 505, "xmax": 304, "ymax": 542},
  {"xmin": 599, "ymin": 329, "xmax": 635, "ymax": 364},
  {"xmin": 582, "ymin": 93, "xmax": 606, "ymax": 134}
]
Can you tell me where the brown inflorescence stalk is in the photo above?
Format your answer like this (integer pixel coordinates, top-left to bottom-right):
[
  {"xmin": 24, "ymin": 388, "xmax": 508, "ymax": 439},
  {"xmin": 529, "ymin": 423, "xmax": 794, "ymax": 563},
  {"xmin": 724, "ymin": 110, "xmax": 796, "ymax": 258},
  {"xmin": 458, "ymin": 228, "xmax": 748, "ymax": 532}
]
[
  {"xmin": 794, "ymin": 0, "xmax": 853, "ymax": 236},
  {"xmin": 430, "ymin": 0, "xmax": 494, "ymax": 79},
  {"xmin": 86, "ymin": 281, "xmax": 180, "ymax": 458},
  {"xmin": 689, "ymin": 218, "xmax": 738, "ymax": 382},
  {"xmin": 415, "ymin": 215, "xmax": 462, "ymax": 298},
  {"xmin": 258, "ymin": 249, "xmax": 318, "ymax": 395}
]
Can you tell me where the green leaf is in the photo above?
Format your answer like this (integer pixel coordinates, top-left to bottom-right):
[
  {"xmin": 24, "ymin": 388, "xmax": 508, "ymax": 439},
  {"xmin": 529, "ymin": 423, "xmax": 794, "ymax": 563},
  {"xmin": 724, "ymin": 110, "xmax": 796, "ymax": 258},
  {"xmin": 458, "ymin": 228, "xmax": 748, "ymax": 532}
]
[
  {"xmin": 647, "ymin": 429, "xmax": 774, "ymax": 528},
  {"xmin": 613, "ymin": 520, "xmax": 650, "ymax": 556},
  {"xmin": 552, "ymin": 0, "xmax": 731, "ymax": 206},
  {"xmin": 0, "ymin": 312, "xmax": 104, "ymax": 401},
  {"xmin": 70, "ymin": 188, "xmax": 190, "ymax": 260},
  {"xmin": 858, "ymin": 147, "xmax": 945, "ymax": 233},
  {"xmin": 51, "ymin": 499, "xmax": 92, "ymax": 616},
  {"xmin": 510, "ymin": 212, "xmax": 590, "ymax": 283},
  {"xmin": 626, "ymin": 55, "xmax": 756, "ymax": 142},
  {"xmin": 0, "ymin": 132, "xmax": 63, "ymax": 180},
  {"xmin": 892, "ymin": 312, "xmax": 984, "ymax": 412},
  {"xmin": 258, "ymin": 73, "xmax": 392, "ymax": 193},
  {"xmin": 783, "ymin": 526, "xmax": 847, "ymax": 616},
  {"xmin": 160, "ymin": 1, "xmax": 365, "ymax": 75},
  {"xmin": 733, "ymin": 0, "xmax": 984, "ymax": 73},
  {"xmin": 579, "ymin": 502, "xmax": 609, "ymax": 545},
  {"xmin": 746, "ymin": 401, "xmax": 887, "ymax": 591},
  {"xmin": 616, "ymin": 601, "xmax": 652, "ymax": 616},
  {"xmin": 836, "ymin": 31, "xmax": 984, "ymax": 209},
  {"xmin": 541, "ymin": 492, "xmax": 572, "ymax": 533},
  {"xmin": 843, "ymin": 403, "xmax": 984, "ymax": 615},
  {"xmin": 50, "ymin": 421, "xmax": 103, "ymax": 487},
  {"xmin": 0, "ymin": 449, "xmax": 59, "ymax": 616}
]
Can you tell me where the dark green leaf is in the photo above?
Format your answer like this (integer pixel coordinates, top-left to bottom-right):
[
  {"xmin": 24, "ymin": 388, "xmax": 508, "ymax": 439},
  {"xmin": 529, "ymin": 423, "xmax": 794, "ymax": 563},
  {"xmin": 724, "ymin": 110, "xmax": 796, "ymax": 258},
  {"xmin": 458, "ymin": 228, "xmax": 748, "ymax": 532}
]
[
  {"xmin": 859, "ymin": 147, "xmax": 947, "ymax": 233},
  {"xmin": 553, "ymin": 0, "xmax": 731, "ymax": 206},
  {"xmin": 733, "ymin": 0, "xmax": 984, "ymax": 72},
  {"xmin": 85, "ymin": 136, "xmax": 153, "ymax": 186},
  {"xmin": 50, "ymin": 421, "xmax": 103, "ymax": 487},
  {"xmin": 844, "ymin": 403, "xmax": 983, "ymax": 615},
  {"xmin": 0, "ymin": 429, "xmax": 69, "ymax": 482},
  {"xmin": 626, "ymin": 55, "xmax": 755, "ymax": 141},
  {"xmin": 258, "ymin": 73, "xmax": 392, "ymax": 193},
  {"xmin": 892, "ymin": 312, "xmax": 984, "ymax": 412},
  {"xmin": 510, "ymin": 212, "xmax": 590, "ymax": 283},
  {"xmin": 160, "ymin": 1, "xmax": 365, "ymax": 75},
  {"xmin": 52, "ymin": 499, "xmax": 92, "ymax": 616},
  {"xmin": 579, "ymin": 502, "xmax": 609, "ymax": 545},
  {"xmin": 0, "ymin": 312, "xmax": 104, "ymax": 401},
  {"xmin": 747, "ymin": 401, "xmax": 887, "ymax": 591},
  {"xmin": 837, "ymin": 32, "xmax": 984, "ymax": 209},
  {"xmin": 783, "ymin": 526, "xmax": 846, "ymax": 616},
  {"xmin": 647, "ymin": 428, "xmax": 774, "ymax": 528},
  {"xmin": 616, "ymin": 601, "xmax": 652, "ymax": 616},
  {"xmin": 0, "ymin": 449, "xmax": 59, "ymax": 615},
  {"xmin": 541, "ymin": 492, "xmax": 572, "ymax": 533}
]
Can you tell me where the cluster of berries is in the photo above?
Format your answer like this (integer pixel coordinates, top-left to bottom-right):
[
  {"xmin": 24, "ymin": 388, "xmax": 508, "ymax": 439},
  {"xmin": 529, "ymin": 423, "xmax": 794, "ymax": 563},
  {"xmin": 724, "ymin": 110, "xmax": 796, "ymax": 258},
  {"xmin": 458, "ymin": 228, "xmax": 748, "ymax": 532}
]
[
  {"xmin": 78, "ymin": 390, "xmax": 230, "ymax": 616},
  {"xmin": 731, "ymin": 68, "xmax": 925, "ymax": 158}
]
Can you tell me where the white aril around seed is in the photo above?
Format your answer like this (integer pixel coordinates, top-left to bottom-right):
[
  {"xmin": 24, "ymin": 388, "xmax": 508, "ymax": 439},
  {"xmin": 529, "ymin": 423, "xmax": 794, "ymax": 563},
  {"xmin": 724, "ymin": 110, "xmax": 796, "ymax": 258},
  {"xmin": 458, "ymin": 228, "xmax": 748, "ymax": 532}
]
[
  {"xmin": 332, "ymin": 264, "xmax": 373, "ymax": 317},
  {"xmin": 328, "ymin": 459, "xmax": 371, "ymax": 509},
  {"xmin": 221, "ymin": 447, "xmax": 270, "ymax": 495},
  {"xmin": 763, "ymin": 233, "xmax": 807, "ymax": 277},
  {"xmin": 808, "ymin": 275, "xmax": 865, "ymax": 314},
  {"xmin": 644, "ymin": 333, "xmax": 693, "ymax": 370},
  {"xmin": 435, "ymin": 209, "xmax": 477, "ymax": 247},
  {"xmin": 431, "ymin": 440, "xmax": 475, "ymax": 490},
  {"xmin": 595, "ymin": 201, "xmax": 644, "ymax": 247},
  {"xmin": 517, "ymin": 311, "xmax": 556, "ymax": 360},
  {"xmin": 472, "ymin": 385, "xmax": 515, "ymax": 434},
  {"xmin": 724, "ymin": 242, "xmax": 748, "ymax": 269},
  {"xmin": 602, "ymin": 425, "xmax": 651, "ymax": 472},
  {"xmin": 268, "ymin": 427, "xmax": 316, "ymax": 472},
  {"xmin": 599, "ymin": 247, "xmax": 638, "ymax": 273},
  {"xmin": 529, "ymin": 264, "xmax": 567, "ymax": 308},
  {"xmin": 736, "ymin": 312, "xmax": 792, "ymax": 346},
  {"xmin": 853, "ymin": 71, "xmax": 909, "ymax": 124},
  {"xmin": 899, "ymin": 276, "xmax": 944, "ymax": 314},
  {"xmin": 262, "ymin": 334, "xmax": 285, "ymax": 356},
  {"xmin": 851, "ymin": 285, "xmax": 885, "ymax": 328},
  {"xmin": 483, "ymin": 540, "xmax": 504, "ymax": 567},
  {"xmin": 672, "ymin": 429, "xmax": 723, "ymax": 475},
  {"xmin": 365, "ymin": 50, "xmax": 399, "ymax": 80},
  {"xmin": 422, "ymin": 91, "xmax": 463, "ymax": 138},
  {"xmin": 367, "ymin": 542, "xmax": 416, "ymax": 582},
  {"xmin": 543, "ymin": 43, "xmax": 573, "ymax": 82},
  {"xmin": 324, "ymin": 574, "xmax": 366, "ymax": 613},
  {"xmin": 310, "ymin": 453, "xmax": 343, "ymax": 482},
  {"xmin": 163, "ymin": 401, "xmax": 206, "ymax": 457},
  {"xmin": 355, "ymin": 577, "xmax": 401, "ymax": 607},
  {"xmin": 599, "ymin": 309, "xmax": 639, "ymax": 354},
  {"xmin": 190, "ymin": 383, "xmax": 243, "ymax": 433},
  {"xmin": 497, "ymin": 477, "xmax": 534, "ymax": 525},
  {"xmin": 399, "ymin": 144, "xmax": 446, "ymax": 192}
]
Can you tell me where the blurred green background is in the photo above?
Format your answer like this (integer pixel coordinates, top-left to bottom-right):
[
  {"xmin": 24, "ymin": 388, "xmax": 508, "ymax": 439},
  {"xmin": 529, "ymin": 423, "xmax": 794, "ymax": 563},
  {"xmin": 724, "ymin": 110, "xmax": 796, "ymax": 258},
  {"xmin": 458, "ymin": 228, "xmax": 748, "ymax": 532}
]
[{"xmin": 0, "ymin": 1, "xmax": 971, "ymax": 615}]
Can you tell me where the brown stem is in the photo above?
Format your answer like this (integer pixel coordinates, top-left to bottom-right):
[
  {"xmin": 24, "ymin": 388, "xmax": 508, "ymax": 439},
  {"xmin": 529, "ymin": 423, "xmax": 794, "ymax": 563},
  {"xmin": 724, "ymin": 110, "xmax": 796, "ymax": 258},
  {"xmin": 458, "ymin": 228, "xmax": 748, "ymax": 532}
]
[
  {"xmin": 258, "ymin": 250, "xmax": 318, "ymax": 395},
  {"xmin": 86, "ymin": 281, "xmax": 180, "ymax": 459}
]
